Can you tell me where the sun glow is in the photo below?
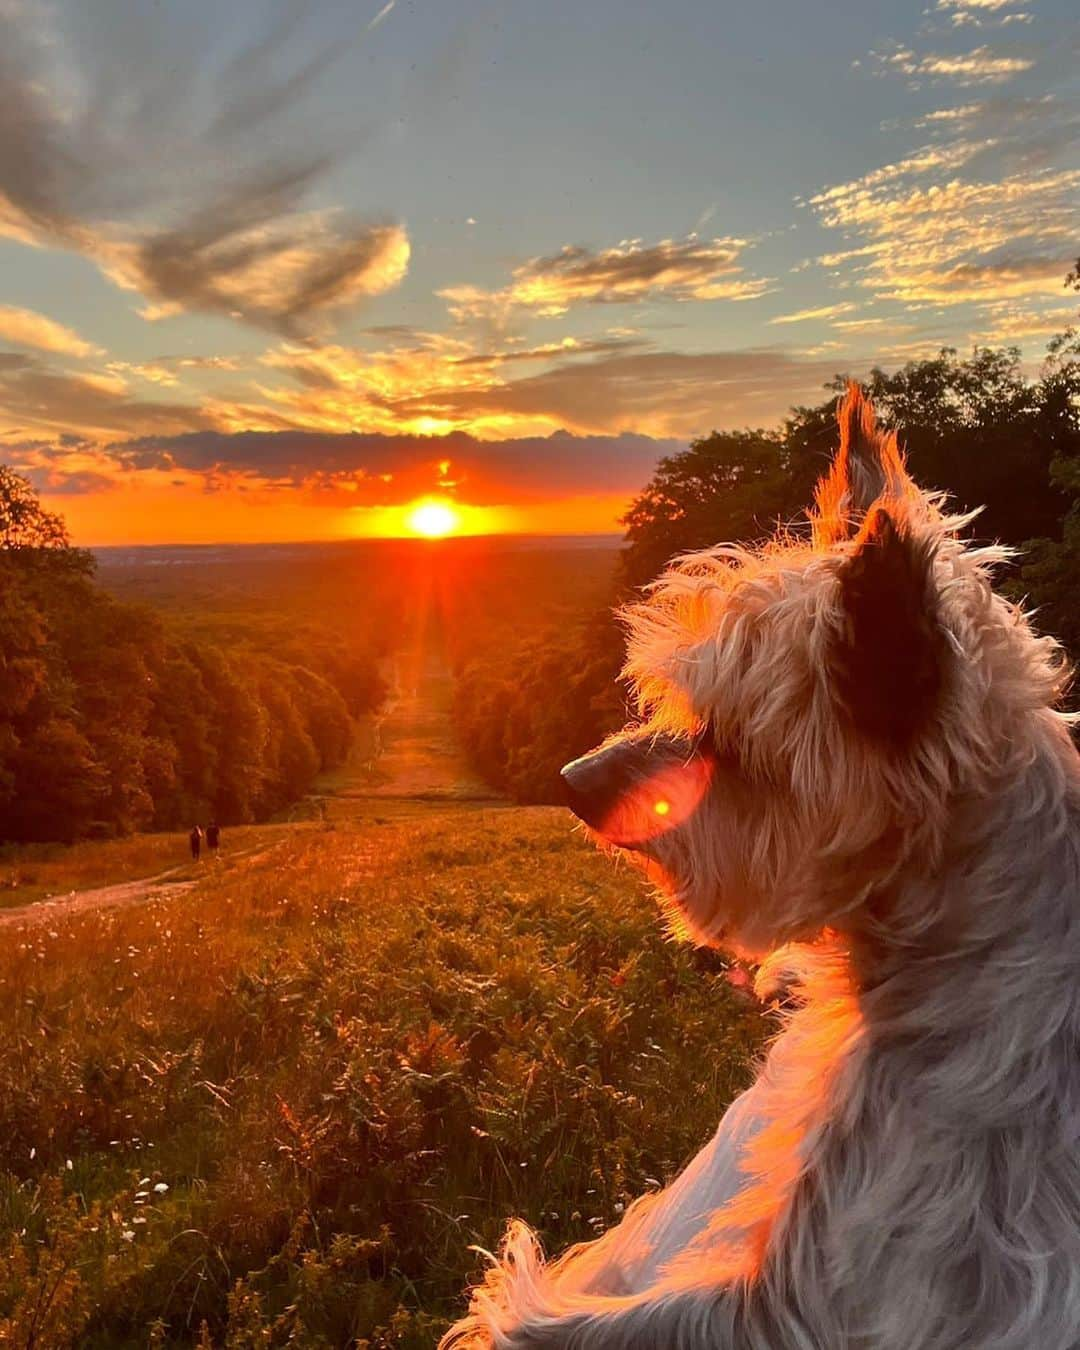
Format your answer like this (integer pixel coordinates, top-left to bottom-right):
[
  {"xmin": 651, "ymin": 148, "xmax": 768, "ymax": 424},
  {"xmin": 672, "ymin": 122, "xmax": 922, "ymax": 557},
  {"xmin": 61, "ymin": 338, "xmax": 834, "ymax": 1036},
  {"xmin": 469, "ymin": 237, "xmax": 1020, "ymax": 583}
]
[{"xmin": 406, "ymin": 498, "xmax": 460, "ymax": 538}]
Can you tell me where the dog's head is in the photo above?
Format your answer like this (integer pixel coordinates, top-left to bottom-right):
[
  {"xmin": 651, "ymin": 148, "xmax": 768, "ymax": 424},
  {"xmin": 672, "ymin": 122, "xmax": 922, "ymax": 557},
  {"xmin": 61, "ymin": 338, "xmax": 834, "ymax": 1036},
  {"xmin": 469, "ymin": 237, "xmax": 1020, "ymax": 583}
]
[{"xmin": 563, "ymin": 384, "xmax": 1071, "ymax": 958}]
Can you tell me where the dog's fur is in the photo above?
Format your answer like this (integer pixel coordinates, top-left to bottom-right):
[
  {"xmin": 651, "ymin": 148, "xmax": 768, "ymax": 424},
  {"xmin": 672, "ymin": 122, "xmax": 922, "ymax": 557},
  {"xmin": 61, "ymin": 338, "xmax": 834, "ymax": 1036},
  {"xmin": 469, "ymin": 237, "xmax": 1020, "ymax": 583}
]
[{"xmin": 442, "ymin": 386, "xmax": 1080, "ymax": 1349}]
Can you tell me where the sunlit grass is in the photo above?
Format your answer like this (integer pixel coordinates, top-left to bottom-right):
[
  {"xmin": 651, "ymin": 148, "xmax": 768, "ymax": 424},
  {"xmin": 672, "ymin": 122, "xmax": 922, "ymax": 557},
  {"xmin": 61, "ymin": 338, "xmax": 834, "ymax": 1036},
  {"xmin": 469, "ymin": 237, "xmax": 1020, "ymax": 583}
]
[
  {"xmin": 0, "ymin": 826, "xmax": 296, "ymax": 912},
  {"xmin": 0, "ymin": 807, "xmax": 762, "ymax": 1346}
]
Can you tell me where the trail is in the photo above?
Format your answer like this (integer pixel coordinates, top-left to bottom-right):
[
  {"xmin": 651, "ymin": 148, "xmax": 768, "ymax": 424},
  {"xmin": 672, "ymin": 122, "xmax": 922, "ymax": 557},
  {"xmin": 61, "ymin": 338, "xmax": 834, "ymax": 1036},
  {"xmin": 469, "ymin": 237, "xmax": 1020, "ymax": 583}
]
[
  {"xmin": 322, "ymin": 646, "xmax": 500, "ymax": 803},
  {"xmin": 0, "ymin": 844, "xmax": 278, "ymax": 931},
  {"xmin": 3, "ymin": 603, "xmax": 500, "ymax": 930}
]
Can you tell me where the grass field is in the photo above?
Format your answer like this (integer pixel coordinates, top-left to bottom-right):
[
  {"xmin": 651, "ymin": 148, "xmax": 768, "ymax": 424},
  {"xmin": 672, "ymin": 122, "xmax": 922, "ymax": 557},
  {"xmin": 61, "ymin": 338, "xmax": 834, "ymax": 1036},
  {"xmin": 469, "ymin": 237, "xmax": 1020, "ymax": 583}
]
[
  {"xmin": 0, "ymin": 806, "xmax": 764, "ymax": 1347},
  {"xmin": 0, "ymin": 826, "xmax": 296, "ymax": 913}
]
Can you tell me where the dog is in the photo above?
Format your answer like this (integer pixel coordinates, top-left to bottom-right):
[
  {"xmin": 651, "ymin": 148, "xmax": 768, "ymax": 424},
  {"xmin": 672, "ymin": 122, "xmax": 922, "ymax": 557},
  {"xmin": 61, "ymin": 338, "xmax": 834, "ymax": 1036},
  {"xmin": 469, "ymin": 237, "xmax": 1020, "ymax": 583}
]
[{"xmin": 442, "ymin": 384, "xmax": 1080, "ymax": 1348}]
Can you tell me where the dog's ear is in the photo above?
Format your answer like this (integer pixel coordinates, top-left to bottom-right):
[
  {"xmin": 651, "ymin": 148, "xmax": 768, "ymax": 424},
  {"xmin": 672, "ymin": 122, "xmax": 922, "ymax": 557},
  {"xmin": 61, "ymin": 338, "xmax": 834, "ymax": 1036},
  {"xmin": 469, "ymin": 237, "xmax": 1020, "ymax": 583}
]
[
  {"xmin": 812, "ymin": 383, "xmax": 915, "ymax": 547},
  {"xmin": 832, "ymin": 505, "xmax": 944, "ymax": 743}
]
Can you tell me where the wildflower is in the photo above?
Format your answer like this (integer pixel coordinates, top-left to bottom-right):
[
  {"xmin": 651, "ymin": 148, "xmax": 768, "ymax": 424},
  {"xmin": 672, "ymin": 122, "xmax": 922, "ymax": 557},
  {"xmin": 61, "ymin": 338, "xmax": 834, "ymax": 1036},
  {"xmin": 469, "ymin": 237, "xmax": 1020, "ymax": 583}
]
[{"xmin": 153, "ymin": 1182, "xmax": 169, "ymax": 1194}]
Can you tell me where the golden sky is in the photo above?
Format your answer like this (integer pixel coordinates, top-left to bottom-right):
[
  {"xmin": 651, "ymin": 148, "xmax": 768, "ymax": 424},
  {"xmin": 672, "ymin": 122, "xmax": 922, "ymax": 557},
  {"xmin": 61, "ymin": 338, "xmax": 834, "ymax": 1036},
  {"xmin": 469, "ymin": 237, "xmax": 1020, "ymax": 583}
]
[{"xmin": 0, "ymin": 0, "xmax": 1076, "ymax": 543}]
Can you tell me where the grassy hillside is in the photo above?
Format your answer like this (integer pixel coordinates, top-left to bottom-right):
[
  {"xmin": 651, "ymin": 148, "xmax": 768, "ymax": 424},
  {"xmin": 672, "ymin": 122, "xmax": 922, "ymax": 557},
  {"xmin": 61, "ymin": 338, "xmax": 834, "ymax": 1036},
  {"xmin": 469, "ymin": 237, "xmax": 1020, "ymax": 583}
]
[{"xmin": 0, "ymin": 806, "xmax": 763, "ymax": 1347}]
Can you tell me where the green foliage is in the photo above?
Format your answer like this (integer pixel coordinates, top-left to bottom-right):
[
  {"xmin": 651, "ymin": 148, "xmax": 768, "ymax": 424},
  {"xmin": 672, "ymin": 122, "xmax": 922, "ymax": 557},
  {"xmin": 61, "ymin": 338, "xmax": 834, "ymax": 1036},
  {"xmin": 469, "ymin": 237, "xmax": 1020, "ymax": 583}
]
[
  {"xmin": 0, "ymin": 464, "xmax": 86, "ymax": 557},
  {"xmin": 454, "ymin": 615, "xmax": 624, "ymax": 804},
  {"xmin": 0, "ymin": 807, "xmax": 762, "ymax": 1345},
  {"xmin": 1017, "ymin": 268, "xmax": 1080, "ymax": 654},
  {"xmin": 0, "ymin": 469, "xmax": 383, "ymax": 842},
  {"xmin": 621, "ymin": 428, "xmax": 812, "ymax": 591}
]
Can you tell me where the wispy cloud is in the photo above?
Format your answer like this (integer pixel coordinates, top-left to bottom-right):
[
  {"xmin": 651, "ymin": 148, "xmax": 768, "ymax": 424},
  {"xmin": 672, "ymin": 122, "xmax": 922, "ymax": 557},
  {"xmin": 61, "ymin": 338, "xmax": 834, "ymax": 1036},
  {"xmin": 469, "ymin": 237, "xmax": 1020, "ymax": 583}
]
[
  {"xmin": 367, "ymin": 1, "xmax": 398, "ymax": 32},
  {"xmin": 932, "ymin": 0, "xmax": 1033, "ymax": 29},
  {"xmin": 0, "ymin": 305, "xmax": 100, "ymax": 358},
  {"xmin": 440, "ymin": 236, "xmax": 773, "ymax": 321},
  {"xmin": 869, "ymin": 43, "xmax": 1035, "ymax": 84},
  {"xmin": 0, "ymin": 350, "xmax": 217, "ymax": 439},
  {"xmin": 0, "ymin": 5, "xmax": 408, "ymax": 337},
  {"xmin": 811, "ymin": 7, "xmax": 1077, "ymax": 320},
  {"xmin": 769, "ymin": 302, "xmax": 858, "ymax": 325}
]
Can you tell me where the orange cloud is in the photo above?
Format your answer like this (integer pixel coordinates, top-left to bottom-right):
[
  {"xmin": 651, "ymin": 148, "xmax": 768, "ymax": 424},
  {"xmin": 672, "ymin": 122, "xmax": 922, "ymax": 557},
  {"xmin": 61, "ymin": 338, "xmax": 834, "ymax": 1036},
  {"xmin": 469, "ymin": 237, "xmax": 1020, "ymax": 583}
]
[
  {"xmin": 0, "ymin": 305, "xmax": 100, "ymax": 358},
  {"xmin": 440, "ymin": 236, "xmax": 772, "ymax": 321},
  {"xmin": 0, "ymin": 352, "xmax": 217, "ymax": 439},
  {"xmin": 769, "ymin": 303, "xmax": 858, "ymax": 325}
]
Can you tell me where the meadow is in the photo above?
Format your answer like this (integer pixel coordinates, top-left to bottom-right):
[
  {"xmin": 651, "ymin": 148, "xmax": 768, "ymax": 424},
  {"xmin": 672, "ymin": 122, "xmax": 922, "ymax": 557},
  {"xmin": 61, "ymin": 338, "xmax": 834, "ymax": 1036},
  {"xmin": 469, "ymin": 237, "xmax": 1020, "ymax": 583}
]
[{"xmin": 0, "ymin": 803, "xmax": 763, "ymax": 1346}]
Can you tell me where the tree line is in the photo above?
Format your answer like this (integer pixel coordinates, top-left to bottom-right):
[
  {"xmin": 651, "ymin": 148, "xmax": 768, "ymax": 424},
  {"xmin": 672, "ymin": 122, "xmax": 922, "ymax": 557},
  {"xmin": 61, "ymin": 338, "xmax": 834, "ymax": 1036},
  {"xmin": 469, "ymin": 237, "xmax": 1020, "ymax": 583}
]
[
  {"xmin": 0, "ymin": 473, "xmax": 384, "ymax": 842},
  {"xmin": 457, "ymin": 266, "xmax": 1080, "ymax": 803}
]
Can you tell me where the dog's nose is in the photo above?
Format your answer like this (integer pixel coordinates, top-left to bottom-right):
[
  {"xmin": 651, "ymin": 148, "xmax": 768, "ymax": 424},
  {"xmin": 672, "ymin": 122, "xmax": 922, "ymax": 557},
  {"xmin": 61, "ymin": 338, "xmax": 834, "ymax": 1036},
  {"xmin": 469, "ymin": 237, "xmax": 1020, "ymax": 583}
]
[
  {"xmin": 562, "ymin": 733, "xmax": 716, "ymax": 848},
  {"xmin": 560, "ymin": 742, "xmax": 629, "ymax": 834}
]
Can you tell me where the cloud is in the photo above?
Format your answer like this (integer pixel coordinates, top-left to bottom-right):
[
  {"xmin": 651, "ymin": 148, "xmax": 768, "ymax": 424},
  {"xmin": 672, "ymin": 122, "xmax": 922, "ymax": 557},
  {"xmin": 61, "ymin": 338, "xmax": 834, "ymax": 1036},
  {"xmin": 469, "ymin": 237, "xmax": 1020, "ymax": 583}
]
[
  {"xmin": 809, "ymin": 18, "xmax": 1079, "ymax": 322},
  {"xmin": 973, "ymin": 302, "xmax": 1080, "ymax": 342},
  {"xmin": 103, "ymin": 354, "xmax": 246, "ymax": 389},
  {"xmin": 811, "ymin": 163, "xmax": 1079, "ymax": 307},
  {"xmin": 59, "ymin": 428, "xmax": 682, "ymax": 509},
  {"xmin": 0, "ymin": 350, "xmax": 218, "ymax": 439},
  {"xmin": 242, "ymin": 331, "xmax": 852, "ymax": 441},
  {"xmin": 869, "ymin": 44, "xmax": 1035, "ymax": 85},
  {"xmin": 769, "ymin": 303, "xmax": 858, "ymax": 325},
  {"xmin": 0, "ymin": 304, "xmax": 100, "ymax": 358},
  {"xmin": 0, "ymin": 5, "xmax": 408, "ymax": 337},
  {"xmin": 932, "ymin": 0, "xmax": 1033, "ymax": 28},
  {"xmin": 388, "ymin": 348, "xmax": 850, "ymax": 439},
  {"xmin": 440, "ymin": 236, "xmax": 772, "ymax": 321},
  {"xmin": 451, "ymin": 335, "xmax": 647, "ymax": 365}
]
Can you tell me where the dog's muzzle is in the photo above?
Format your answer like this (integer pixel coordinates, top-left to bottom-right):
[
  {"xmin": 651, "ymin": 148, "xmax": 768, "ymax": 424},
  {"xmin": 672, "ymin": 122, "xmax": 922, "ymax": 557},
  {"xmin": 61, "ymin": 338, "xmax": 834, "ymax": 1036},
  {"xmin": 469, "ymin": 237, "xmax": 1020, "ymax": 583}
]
[{"xmin": 561, "ymin": 732, "xmax": 714, "ymax": 849}]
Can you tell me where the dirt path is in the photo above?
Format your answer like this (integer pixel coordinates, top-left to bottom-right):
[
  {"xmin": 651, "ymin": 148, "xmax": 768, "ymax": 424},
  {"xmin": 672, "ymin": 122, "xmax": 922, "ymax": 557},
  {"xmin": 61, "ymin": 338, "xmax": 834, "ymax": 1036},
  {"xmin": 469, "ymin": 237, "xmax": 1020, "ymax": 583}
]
[
  {"xmin": 0, "ymin": 845, "xmax": 276, "ymax": 932},
  {"xmin": 337, "ymin": 647, "xmax": 498, "ymax": 801}
]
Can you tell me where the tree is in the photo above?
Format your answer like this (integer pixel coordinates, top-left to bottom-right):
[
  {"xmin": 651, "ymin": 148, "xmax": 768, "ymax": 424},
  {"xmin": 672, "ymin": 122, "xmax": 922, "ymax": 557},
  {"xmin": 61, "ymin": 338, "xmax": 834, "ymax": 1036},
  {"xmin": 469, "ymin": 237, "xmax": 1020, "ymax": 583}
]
[
  {"xmin": 0, "ymin": 468, "xmax": 375, "ymax": 842},
  {"xmin": 620, "ymin": 430, "xmax": 800, "ymax": 591},
  {"xmin": 1017, "ymin": 263, "xmax": 1080, "ymax": 655}
]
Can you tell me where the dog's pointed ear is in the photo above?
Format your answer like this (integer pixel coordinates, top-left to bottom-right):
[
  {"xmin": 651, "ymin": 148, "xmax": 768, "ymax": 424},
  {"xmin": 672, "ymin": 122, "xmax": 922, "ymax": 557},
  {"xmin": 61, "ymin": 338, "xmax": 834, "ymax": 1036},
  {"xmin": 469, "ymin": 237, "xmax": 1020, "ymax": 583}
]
[
  {"xmin": 832, "ymin": 505, "xmax": 944, "ymax": 743},
  {"xmin": 812, "ymin": 383, "xmax": 915, "ymax": 547}
]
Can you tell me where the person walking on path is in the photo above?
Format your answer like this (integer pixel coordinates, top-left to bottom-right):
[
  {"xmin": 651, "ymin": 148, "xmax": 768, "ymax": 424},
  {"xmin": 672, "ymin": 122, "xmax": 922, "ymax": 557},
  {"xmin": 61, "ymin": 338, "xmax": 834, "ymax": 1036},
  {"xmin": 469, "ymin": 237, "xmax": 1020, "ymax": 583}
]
[
  {"xmin": 206, "ymin": 820, "xmax": 220, "ymax": 855},
  {"xmin": 189, "ymin": 825, "xmax": 203, "ymax": 861}
]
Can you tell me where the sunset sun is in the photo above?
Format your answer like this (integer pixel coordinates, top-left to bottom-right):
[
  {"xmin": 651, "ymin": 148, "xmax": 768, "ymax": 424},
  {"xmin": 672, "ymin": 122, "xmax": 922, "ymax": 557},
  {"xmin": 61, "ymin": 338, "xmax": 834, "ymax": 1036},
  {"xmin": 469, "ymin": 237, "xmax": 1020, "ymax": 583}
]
[{"xmin": 406, "ymin": 498, "xmax": 459, "ymax": 538}]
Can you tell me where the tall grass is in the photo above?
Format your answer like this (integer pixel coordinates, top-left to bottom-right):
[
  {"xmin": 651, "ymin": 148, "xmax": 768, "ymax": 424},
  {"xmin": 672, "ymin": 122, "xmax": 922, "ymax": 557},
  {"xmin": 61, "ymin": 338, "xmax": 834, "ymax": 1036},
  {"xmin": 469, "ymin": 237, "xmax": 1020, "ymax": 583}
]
[{"xmin": 0, "ymin": 807, "xmax": 763, "ymax": 1346}]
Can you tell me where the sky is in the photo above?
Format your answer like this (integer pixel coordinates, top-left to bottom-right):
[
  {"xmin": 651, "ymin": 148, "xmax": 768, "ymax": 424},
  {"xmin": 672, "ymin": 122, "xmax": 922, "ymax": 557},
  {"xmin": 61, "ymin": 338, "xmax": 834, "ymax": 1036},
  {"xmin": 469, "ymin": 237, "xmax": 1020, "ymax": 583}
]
[{"xmin": 0, "ymin": 0, "xmax": 1077, "ymax": 544}]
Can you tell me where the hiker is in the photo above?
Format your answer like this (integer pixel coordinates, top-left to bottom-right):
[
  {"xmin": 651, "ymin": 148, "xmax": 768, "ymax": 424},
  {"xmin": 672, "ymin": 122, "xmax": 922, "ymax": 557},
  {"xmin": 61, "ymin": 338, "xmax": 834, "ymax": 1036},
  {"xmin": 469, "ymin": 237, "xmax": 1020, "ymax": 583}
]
[
  {"xmin": 189, "ymin": 824, "xmax": 202, "ymax": 861},
  {"xmin": 206, "ymin": 820, "xmax": 220, "ymax": 854}
]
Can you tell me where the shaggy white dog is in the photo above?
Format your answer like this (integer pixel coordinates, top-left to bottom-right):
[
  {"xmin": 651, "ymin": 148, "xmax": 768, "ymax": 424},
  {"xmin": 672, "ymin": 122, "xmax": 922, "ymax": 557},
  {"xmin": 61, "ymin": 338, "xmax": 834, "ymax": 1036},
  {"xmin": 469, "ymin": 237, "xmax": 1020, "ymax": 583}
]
[{"xmin": 443, "ymin": 386, "xmax": 1080, "ymax": 1348}]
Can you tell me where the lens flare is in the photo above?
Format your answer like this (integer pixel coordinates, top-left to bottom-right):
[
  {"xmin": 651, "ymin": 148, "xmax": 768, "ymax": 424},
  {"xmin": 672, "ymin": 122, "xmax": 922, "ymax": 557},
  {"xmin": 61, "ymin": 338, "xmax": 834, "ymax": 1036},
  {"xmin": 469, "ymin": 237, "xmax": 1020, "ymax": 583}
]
[{"xmin": 599, "ymin": 753, "xmax": 714, "ymax": 849}]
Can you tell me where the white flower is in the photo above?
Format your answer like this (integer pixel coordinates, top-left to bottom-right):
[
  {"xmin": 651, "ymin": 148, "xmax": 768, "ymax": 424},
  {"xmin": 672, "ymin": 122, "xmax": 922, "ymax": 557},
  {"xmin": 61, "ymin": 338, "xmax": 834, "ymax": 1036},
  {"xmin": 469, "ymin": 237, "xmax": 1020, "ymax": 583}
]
[{"xmin": 153, "ymin": 1182, "xmax": 169, "ymax": 1194}]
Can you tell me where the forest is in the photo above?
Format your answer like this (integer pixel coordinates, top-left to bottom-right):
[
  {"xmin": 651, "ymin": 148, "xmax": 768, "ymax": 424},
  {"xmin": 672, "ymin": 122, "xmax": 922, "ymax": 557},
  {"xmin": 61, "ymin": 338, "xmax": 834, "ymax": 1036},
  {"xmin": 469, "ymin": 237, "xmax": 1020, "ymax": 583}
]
[
  {"xmin": 455, "ymin": 291, "xmax": 1080, "ymax": 803},
  {"xmin": 4, "ymin": 270, "xmax": 1079, "ymax": 837},
  {"xmin": 0, "ymin": 478, "xmax": 386, "ymax": 842}
]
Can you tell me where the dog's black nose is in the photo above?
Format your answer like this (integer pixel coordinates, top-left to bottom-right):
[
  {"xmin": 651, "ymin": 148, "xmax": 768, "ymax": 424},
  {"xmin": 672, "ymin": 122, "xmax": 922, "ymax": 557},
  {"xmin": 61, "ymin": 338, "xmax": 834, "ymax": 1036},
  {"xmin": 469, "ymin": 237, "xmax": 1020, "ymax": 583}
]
[
  {"xmin": 560, "ymin": 743, "xmax": 629, "ymax": 834},
  {"xmin": 562, "ymin": 733, "xmax": 715, "ymax": 848}
]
